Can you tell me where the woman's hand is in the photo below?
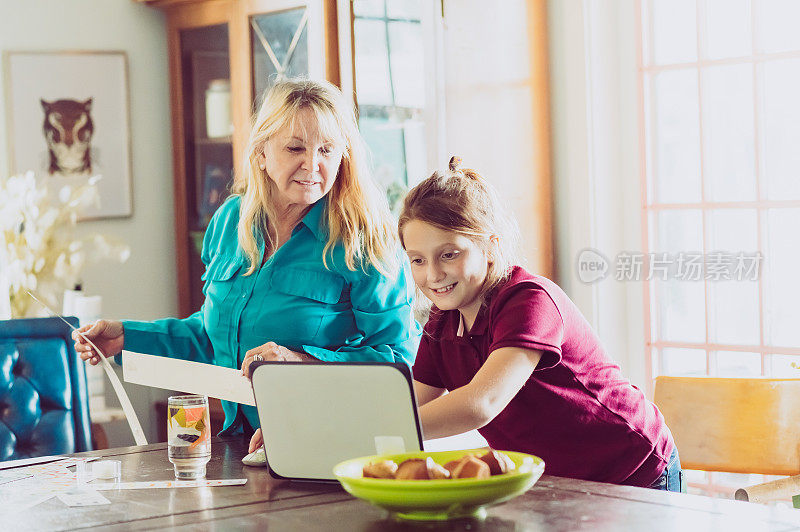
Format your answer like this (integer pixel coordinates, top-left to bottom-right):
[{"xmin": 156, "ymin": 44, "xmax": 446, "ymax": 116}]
[
  {"xmin": 241, "ymin": 341, "xmax": 315, "ymax": 378},
  {"xmin": 249, "ymin": 428, "xmax": 264, "ymax": 454},
  {"xmin": 72, "ymin": 319, "xmax": 125, "ymax": 365}
]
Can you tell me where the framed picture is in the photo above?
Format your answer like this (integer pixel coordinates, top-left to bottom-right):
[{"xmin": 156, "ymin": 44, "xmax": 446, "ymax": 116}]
[{"xmin": 3, "ymin": 51, "xmax": 133, "ymax": 220}]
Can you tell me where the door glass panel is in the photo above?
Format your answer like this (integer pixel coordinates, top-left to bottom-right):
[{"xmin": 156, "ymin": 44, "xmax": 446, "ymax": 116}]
[
  {"xmin": 702, "ymin": 64, "xmax": 756, "ymax": 202},
  {"xmin": 714, "ymin": 351, "xmax": 761, "ymax": 376},
  {"xmin": 251, "ymin": 8, "xmax": 310, "ymax": 103},
  {"xmin": 761, "ymin": 59, "xmax": 800, "ymax": 200},
  {"xmin": 768, "ymin": 354, "xmax": 800, "ymax": 377},
  {"xmin": 764, "ymin": 208, "xmax": 800, "ymax": 347},
  {"xmin": 705, "ymin": 0, "xmax": 752, "ymax": 59},
  {"xmin": 654, "ymin": 210, "xmax": 706, "ymax": 343},
  {"xmin": 647, "ymin": 0, "xmax": 698, "ymax": 65},
  {"xmin": 660, "ymin": 348, "xmax": 707, "ymax": 376},
  {"xmin": 706, "ymin": 209, "xmax": 759, "ymax": 345},
  {"xmin": 755, "ymin": 0, "xmax": 800, "ymax": 53},
  {"xmin": 649, "ymin": 69, "xmax": 701, "ymax": 203}
]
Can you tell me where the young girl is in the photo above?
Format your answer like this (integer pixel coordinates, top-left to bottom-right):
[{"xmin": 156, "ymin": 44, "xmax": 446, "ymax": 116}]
[{"xmin": 399, "ymin": 157, "xmax": 681, "ymax": 491}]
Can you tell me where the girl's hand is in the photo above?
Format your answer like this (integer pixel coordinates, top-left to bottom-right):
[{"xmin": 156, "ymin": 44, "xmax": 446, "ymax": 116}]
[
  {"xmin": 72, "ymin": 319, "xmax": 124, "ymax": 365},
  {"xmin": 241, "ymin": 342, "xmax": 315, "ymax": 378},
  {"xmin": 249, "ymin": 428, "xmax": 264, "ymax": 454}
]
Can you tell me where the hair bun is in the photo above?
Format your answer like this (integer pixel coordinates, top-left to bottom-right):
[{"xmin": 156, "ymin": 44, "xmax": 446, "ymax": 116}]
[{"xmin": 448, "ymin": 156, "xmax": 462, "ymax": 172}]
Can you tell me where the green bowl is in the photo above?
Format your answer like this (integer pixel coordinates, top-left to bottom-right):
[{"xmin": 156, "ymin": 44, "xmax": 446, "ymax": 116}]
[{"xmin": 333, "ymin": 449, "xmax": 545, "ymax": 521}]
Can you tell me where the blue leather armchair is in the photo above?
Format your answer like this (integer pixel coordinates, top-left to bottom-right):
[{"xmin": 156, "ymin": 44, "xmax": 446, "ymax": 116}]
[{"xmin": 0, "ymin": 317, "xmax": 92, "ymax": 460}]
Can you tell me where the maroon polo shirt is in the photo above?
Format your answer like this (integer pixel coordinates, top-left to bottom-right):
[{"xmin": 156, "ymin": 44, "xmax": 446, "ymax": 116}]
[{"xmin": 413, "ymin": 267, "xmax": 674, "ymax": 486}]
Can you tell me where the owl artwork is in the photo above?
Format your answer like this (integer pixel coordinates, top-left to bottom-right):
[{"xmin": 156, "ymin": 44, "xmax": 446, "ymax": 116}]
[{"xmin": 40, "ymin": 98, "xmax": 95, "ymax": 176}]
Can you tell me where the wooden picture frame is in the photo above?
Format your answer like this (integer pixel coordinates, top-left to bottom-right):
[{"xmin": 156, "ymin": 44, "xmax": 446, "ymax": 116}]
[{"xmin": 4, "ymin": 50, "xmax": 133, "ymax": 220}]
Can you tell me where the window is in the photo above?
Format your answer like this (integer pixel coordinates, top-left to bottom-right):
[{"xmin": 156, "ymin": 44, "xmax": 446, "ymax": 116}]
[
  {"xmin": 349, "ymin": 0, "xmax": 442, "ymax": 213},
  {"xmin": 639, "ymin": 0, "xmax": 800, "ymax": 497}
]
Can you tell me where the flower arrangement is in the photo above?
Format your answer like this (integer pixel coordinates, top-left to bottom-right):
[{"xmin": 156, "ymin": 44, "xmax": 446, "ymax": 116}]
[{"xmin": 0, "ymin": 171, "xmax": 130, "ymax": 318}]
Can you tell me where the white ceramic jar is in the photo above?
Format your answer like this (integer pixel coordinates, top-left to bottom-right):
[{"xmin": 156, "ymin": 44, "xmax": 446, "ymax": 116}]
[{"xmin": 205, "ymin": 79, "xmax": 233, "ymax": 138}]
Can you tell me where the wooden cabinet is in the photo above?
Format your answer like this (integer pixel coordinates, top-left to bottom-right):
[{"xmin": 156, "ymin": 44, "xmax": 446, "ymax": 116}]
[{"xmin": 141, "ymin": 0, "xmax": 340, "ymax": 317}]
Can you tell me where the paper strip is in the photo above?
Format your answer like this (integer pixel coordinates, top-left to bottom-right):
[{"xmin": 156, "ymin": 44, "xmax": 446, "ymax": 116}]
[
  {"xmin": 27, "ymin": 291, "xmax": 148, "ymax": 446},
  {"xmin": 0, "ymin": 471, "xmax": 33, "ymax": 485},
  {"xmin": 0, "ymin": 454, "xmax": 66, "ymax": 470},
  {"xmin": 89, "ymin": 478, "xmax": 247, "ymax": 490},
  {"xmin": 122, "ymin": 352, "xmax": 256, "ymax": 406}
]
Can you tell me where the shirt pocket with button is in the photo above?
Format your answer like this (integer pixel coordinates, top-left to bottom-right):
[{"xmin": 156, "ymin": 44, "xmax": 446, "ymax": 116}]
[
  {"xmin": 250, "ymin": 267, "xmax": 345, "ymax": 344},
  {"xmin": 201, "ymin": 254, "xmax": 245, "ymax": 328}
]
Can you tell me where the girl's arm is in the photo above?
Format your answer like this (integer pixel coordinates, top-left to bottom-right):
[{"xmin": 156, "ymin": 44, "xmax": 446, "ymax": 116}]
[
  {"xmin": 414, "ymin": 380, "xmax": 446, "ymax": 407},
  {"xmin": 419, "ymin": 347, "xmax": 543, "ymax": 440}
]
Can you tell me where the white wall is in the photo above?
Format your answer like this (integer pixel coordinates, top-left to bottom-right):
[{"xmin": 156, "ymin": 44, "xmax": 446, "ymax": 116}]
[
  {"xmin": 548, "ymin": 0, "xmax": 647, "ymax": 389},
  {"xmin": 0, "ymin": 0, "xmax": 176, "ymax": 444}
]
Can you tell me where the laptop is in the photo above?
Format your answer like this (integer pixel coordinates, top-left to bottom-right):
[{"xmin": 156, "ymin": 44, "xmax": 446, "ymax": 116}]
[{"xmin": 250, "ymin": 361, "xmax": 424, "ymax": 482}]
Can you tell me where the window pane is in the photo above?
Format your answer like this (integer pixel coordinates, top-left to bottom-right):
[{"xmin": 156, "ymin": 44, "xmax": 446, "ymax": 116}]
[
  {"xmin": 706, "ymin": 209, "xmax": 759, "ymax": 345},
  {"xmin": 761, "ymin": 59, "xmax": 800, "ymax": 200},
  {"xmin": 651, "ymin": 69, "xmax": 701, "ymax": 203},
  {"xmin": 654, "ymin": 210, "xmax": 706, "ymax": 342},
  {"xmin": 683, "ymin": 469, "xmax": 707, "ymax": 483},
  {"xmin": 649, "ymin": 0, "xmax": 698, "ymax": 64},
  {"xmin": 704, "ymin": 0, "xmax": 752, "ymax": 59},
  {"xmin": 353, "ymin": 19, "xmax": 392, "ymax": 105},
  {"xmin": 755, "ymin": 0, "xmax": 800, "ymax": 53},
  {"xmin": 714, "ymin": 471, "xmax": 764, "ymax": 488},
  {"xmin": 702, "ymin": 64, "xmax": 756, "ymax": 202},
  {"xmin": 661, "ymin": 348, "xmax": 706, "ymax": 376},
  {"xmin": 764, "ymin": 209, "xmax": 800, "ymax": 347},
  {"xmin": 386, "ymin": 0, "xmax": 422, "ymax": 20},
  {"xmin": 358, "ymin": 115, "xmax": 406, "ymax": 189},
  {"xmin": 768, "ymin": 354, "xmax": 800, "ymax": 377},
  {"xmin": 388, "ymin": 21, "xmax": 425, "ymax": 108},
  {"xmin": 404, "ymin": 119, "xmax": 427, "ymax": 187},
  {"xmin": 352, "ymin": 0, "xmax": 384, "ymax": 18},
  {"xmin": 714, "ymin": 351, "xmax": 761, "ymax": 376}
]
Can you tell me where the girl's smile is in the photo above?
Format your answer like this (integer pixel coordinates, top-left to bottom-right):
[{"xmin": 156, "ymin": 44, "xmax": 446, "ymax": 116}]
[{"xmin": 402, "ymin": 219, "xmax": 489, "ymax": 330}]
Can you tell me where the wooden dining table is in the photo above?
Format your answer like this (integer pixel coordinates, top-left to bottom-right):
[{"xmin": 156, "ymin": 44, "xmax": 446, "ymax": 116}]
[{"xmin": 6, "ymin": 437, "xmax": 800, "ymax": 531}]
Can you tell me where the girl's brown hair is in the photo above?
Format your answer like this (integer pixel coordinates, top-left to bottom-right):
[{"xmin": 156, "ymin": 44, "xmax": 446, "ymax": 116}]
[{"xmin": 398, "ymin": 156, "xmax": 521, "ymax": 299}]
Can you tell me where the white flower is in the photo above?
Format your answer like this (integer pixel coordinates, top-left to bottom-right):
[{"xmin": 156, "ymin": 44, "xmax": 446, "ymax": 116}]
[{"xmin": 0, "ymin": 171, "xmax": 129, "ymax": 318}]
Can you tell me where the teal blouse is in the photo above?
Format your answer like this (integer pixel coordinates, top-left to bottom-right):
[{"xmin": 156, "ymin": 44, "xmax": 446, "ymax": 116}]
[{"xmin": 122, "ymin": 196, "xmax": 421, "ymax": 433}]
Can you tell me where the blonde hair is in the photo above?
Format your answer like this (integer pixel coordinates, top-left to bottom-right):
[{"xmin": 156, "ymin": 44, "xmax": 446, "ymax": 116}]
[
  {"xmin": 233, "ymin": 79, "xmax": 397, "ymax": 276},
  {"xmin": 398, "ymin": 156, "xmax": 521, "ymax": 299}
]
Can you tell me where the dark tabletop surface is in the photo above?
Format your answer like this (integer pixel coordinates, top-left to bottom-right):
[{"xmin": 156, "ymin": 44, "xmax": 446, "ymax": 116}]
[{"xmin": 4, "ymin": 437, "xmax": 800, "ymax": 531}]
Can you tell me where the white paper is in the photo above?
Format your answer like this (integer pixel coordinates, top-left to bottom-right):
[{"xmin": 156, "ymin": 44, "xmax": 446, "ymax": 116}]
[
  {"xmin": 123, "ymin": 352, "xmax": 255, "ymax": 406},
  {"xmin": 57, "ymin": 488, "xmax": 110, "ymax": 507}
]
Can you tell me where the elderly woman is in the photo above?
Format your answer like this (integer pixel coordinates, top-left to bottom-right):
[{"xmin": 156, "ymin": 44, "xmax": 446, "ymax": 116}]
[{"xmin": 73, "ymin": 79, "xmax": 421, "ymax": 447}]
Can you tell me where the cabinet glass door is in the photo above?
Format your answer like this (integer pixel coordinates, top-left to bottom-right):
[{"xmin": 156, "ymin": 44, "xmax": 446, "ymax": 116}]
[
  {"xmin": 179, "ymin": 23, "xmax": 233, "ymax": 312},
  {"xmin": 250, "ymin": 7, "xmax": 311, "ymax": 103}
]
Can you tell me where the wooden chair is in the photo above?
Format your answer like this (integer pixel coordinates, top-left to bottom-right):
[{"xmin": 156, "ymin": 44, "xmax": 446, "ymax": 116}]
[{"xmin": 654, "ymin": 376, "xmax": 800, "ymax": 502}]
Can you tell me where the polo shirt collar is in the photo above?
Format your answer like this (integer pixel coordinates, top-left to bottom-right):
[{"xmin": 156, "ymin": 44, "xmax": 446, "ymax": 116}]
[
  {"xmin": 443, "ymin": 304, "xmax": 489, "ymax": 339},
  {"xmin": 300, "ymin": 198, "xmax": 327, "ymax": 240},
  {"xmin": 468, "ymin": 305, "xmax": 489, "ymax": 336}
]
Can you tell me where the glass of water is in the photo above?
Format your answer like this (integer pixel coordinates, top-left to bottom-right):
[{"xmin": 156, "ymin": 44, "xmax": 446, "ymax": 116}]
[{"xmin": 167, "ymin": 395, "xmax": 211, "ymax": 480}]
